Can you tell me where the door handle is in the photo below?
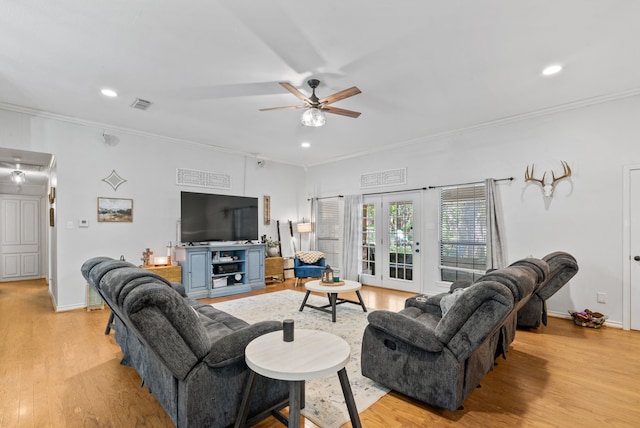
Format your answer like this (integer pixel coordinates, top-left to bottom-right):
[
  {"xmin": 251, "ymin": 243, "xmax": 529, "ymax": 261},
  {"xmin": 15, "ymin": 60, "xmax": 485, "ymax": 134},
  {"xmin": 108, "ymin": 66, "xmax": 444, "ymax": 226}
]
[{"xmin": 634, "ymin": 256, "xmax": 640, "ymax": 261}]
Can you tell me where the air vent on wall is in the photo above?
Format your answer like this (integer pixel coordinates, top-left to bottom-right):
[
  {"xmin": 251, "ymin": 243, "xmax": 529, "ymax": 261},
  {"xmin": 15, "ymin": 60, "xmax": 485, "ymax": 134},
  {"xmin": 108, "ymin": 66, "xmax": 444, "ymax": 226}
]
[
  {"xmin": 361, "ymin": 167, "xmax": 407, "ymax": 188},
  {"xmin": 130, "ymin": 98, "xmax": 152, "ymax": 110},
  {"xmin": 176, "ymin": 168, "xmax": 231, "ymax": 190}
]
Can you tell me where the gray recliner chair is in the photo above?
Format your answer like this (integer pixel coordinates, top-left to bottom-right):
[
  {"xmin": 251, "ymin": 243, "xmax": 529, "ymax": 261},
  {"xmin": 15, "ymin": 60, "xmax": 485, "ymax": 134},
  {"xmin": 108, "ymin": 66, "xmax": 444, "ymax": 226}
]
[
  {"xmin": 361, "ymin": 280, "xmax": 514, "ymax": 411},
  {"xmin": 517, "ymin": 251, "xmax": 579, "ymax": 328},
  {"xmin": 478, "ymin": 258, "xmax": 549, "ymax": 357}
]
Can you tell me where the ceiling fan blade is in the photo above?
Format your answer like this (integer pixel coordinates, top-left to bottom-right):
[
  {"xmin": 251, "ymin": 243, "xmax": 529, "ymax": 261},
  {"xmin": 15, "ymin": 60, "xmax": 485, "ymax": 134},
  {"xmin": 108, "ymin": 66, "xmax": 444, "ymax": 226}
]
[
  {"xmin": 322, "ymin": 106, "xmax": 361, "ymax": 118},
  {"xmin": 279, "ymin": 82, "xmax": 311, "ymax": 103},
  {"xmin": 259, "ymin": 105, "xmax": 306, "ymax": 111},
  {"xmin": 319, "ymin": 86, "xmax": 361, "ymax": 105}
]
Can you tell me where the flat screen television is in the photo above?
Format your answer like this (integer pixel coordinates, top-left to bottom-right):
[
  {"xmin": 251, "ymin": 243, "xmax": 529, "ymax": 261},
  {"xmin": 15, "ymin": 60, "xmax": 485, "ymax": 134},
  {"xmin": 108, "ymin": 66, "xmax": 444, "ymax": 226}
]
[{"xmin": 180, "ymin": 191, "xmax": 259, "ymax": 243}]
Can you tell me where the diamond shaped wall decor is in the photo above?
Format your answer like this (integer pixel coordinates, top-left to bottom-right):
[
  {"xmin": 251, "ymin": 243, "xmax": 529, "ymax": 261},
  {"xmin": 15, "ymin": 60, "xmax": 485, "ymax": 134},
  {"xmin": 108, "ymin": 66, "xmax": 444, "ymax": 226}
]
[{"xmin": 102, "ymin": 170, "xmax": 127, "ymax": 191}]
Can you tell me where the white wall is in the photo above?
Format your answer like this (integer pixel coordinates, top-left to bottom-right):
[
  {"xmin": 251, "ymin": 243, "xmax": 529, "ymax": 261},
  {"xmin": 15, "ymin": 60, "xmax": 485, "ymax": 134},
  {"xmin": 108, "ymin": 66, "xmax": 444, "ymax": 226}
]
[
  {"xmin": 3, "ymin": 95, "xmax": 638, "ymax": 323},
  {"xmin": 305, "ymin": 95, "xmax": 640, "ymax": 326},
  {"xmin": 0, "ymin": 109, "xmax": 305, "ymax": 310}
]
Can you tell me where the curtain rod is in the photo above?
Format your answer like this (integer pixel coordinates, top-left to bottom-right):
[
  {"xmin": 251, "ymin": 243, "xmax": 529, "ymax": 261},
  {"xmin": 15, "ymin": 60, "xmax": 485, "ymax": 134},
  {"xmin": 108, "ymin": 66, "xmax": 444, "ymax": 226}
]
[
  {"xmin": 306, "ymin": 176, "xmax": 513, "ymax": 200},
  {"xmin": 362, "ymin": 186, "xmax": 428, "ymax": 196},
  {"xmin": 307, "ymin": 195, "xmax": 344, "ymax": 201},
  {"xmin": 427, "ymin": 176, "xmax": 514, "ymax": 190}
]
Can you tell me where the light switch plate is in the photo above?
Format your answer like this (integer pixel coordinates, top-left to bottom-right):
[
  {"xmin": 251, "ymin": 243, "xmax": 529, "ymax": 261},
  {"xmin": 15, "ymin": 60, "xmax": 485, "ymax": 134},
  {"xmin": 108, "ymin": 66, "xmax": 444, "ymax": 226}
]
[{"xmin": 79, "ymin": 219, "xmax": 89, "ymax": 228}]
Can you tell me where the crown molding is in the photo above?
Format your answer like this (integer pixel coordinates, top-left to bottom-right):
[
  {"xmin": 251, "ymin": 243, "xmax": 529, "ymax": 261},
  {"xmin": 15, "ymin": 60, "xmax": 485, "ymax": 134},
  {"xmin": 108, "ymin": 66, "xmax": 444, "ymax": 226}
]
[
  {"xmin": 303, "ymin": 87, "xmax": 640, "ymax": 168},
  {"xmin": 3, "ymin": 87, "xmax": 640, "ymax": 170}
]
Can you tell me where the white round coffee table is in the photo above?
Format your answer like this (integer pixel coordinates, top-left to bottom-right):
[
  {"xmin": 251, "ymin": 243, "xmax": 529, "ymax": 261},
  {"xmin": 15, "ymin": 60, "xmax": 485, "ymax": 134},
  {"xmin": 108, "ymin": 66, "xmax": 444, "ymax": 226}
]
[
  {"xmin": 235, "ymin": 329, "xmax": 361, "ymax": 428},
  {"xmin": 299, "ymin": 279, "xmax": 368, "ymax": 322}
]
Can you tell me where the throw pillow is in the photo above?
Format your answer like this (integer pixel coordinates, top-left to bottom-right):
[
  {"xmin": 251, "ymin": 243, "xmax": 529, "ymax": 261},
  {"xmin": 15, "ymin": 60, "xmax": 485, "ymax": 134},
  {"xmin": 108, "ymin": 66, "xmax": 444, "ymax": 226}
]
[{"xmin": 440, "ymin": 287, "xmax": 466, "ymax": 316}]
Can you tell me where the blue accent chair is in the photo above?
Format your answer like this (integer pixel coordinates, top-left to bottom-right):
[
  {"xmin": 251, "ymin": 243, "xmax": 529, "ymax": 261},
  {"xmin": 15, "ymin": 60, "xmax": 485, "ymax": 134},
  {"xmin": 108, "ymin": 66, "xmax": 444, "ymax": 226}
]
[{"xmin": 294, "ymin": 256, "xmax": 326, "ymax": 287}]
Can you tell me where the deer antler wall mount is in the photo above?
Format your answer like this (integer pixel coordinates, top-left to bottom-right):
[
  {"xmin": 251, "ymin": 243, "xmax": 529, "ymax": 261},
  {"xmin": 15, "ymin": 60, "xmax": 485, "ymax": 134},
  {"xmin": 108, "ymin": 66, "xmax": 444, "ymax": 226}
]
[{"xmin": 525, "ymin": 160, "xmax": 572, "ymax": 197}]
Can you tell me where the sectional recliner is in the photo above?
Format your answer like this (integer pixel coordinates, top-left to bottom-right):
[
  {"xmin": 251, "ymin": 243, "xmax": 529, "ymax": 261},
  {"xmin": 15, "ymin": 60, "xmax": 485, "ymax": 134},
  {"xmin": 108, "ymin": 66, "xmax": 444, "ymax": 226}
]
[
  {"xmin": 81, "ymin": 257, "xmax": 288, "ymax": 428},
  {"xmin": 361, "ymin": 252, "xmax": 578, "ymax": 411}
]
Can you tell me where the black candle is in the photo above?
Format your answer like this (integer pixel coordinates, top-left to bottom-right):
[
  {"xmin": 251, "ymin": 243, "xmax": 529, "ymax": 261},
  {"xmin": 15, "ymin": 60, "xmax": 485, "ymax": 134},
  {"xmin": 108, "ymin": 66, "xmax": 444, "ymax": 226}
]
[{"xmin": 283, "ymin": 319, "xmax": 294, "ymax": 342}]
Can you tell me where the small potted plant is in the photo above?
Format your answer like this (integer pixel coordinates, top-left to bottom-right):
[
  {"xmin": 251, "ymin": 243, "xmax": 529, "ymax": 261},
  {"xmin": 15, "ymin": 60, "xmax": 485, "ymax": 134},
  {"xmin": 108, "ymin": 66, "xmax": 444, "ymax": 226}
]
[{"xmin": 266, "ymin": 237, "xmax": 280, "ymax": 257}]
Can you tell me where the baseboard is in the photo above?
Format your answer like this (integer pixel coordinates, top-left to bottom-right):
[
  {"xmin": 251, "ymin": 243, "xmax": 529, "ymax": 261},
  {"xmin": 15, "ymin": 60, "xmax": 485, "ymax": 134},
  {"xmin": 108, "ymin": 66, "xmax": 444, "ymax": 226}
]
[
  {"xmin": 48, "ymin": 289, "xmax": 57, "ymax": 309},
  {"xmin": 54, "ymin": 302, "xmax": 87, "ymax": 312}
]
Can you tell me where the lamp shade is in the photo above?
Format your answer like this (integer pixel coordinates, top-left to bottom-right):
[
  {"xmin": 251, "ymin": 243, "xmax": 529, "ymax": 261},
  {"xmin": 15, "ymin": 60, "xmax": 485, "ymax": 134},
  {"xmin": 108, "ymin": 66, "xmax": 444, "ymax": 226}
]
[
  {"xmin": 296, "ymin": 222, "xmax": 312, "ymax": 233},
  {"xmin": 300, "ymin": 108, "xmax": 326, "ymax": 127}
]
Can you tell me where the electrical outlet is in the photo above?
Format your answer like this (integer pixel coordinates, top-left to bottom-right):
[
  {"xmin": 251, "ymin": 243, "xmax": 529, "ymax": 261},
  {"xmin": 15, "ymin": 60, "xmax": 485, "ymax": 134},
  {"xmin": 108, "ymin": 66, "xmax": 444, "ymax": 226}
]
[{"xmin": 597, "ymin": 292, "xmax": 607, "ymax": 304}]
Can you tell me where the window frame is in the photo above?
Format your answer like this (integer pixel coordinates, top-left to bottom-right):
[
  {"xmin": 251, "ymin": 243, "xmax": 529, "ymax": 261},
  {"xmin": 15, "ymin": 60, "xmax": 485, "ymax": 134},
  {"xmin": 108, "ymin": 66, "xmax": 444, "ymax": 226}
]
[{"xmin": 438, "ymin": 184, "xmax": 487, "ymax": 282}]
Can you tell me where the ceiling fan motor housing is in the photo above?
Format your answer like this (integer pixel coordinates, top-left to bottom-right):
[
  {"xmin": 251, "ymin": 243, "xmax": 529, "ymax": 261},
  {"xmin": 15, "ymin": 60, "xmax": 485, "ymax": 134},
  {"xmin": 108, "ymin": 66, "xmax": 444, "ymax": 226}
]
[{"xmin": 307, "ymin": 79, "xmax": 321, "ymax": 104}]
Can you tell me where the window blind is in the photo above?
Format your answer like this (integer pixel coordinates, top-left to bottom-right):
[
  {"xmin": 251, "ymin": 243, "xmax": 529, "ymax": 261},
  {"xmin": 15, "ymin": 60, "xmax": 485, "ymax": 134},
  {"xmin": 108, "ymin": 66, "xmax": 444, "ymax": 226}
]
[
  {"xmin": 439, "ymin": 184, "xmax": 487, "ymax": 282},
  {"xmin": 315, "ymin": 198, "xmax": 342, "ymax": 269}
]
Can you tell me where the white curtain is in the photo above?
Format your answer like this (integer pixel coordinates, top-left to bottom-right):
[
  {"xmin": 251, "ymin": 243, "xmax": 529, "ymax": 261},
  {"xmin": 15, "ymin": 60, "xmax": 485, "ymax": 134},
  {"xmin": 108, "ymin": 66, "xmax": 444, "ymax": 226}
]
[
  {"xmin": 341, "ymin": 194, "xmax": 362, "ymax": 281},
  {"xmin": 485, "ymin": 178, "xmax": 506, "ymax": 270}
]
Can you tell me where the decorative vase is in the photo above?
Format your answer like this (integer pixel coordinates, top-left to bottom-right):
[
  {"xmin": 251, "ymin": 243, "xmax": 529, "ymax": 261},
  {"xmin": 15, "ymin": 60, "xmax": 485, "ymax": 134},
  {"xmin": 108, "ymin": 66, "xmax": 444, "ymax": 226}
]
[{"xmin": 267, "ymin": 247, "xmax": 279, "ymax": 257}]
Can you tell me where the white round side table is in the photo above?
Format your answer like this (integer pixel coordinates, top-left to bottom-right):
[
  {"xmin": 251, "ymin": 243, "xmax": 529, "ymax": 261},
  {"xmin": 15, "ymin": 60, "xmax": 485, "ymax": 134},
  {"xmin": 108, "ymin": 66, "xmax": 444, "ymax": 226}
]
[{"xmin": 234, "ymin": 329, "xmax": 362, "ymax": 428}]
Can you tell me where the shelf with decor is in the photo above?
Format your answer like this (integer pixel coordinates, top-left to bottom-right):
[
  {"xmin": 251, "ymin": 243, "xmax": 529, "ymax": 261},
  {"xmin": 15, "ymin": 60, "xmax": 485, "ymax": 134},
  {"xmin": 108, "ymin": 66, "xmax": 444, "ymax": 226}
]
[{"xmin": 175, "ymin": 243, "xmax": 265, "ymax": 298}]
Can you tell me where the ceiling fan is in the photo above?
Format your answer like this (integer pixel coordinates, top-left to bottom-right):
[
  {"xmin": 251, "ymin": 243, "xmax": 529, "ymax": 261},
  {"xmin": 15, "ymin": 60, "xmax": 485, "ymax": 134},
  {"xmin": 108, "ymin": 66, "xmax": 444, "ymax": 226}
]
[{"xmin": 260, "ymin": 79, "xmax": 361, "ymax": 127}]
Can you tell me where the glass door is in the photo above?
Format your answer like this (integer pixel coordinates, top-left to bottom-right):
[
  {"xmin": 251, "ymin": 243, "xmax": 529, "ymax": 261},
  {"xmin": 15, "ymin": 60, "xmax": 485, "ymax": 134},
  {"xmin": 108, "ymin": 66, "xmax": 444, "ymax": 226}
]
[{"xmin": 360, "ymin": 192, "xmax": 421, "ymax": 292}]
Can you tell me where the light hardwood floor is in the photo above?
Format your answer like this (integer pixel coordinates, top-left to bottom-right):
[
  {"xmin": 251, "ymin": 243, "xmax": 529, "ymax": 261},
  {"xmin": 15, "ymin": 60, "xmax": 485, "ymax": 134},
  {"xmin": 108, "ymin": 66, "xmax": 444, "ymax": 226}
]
[{"xmin": 1, "ymin": 278, "xmax": 639, "ymax": 427}]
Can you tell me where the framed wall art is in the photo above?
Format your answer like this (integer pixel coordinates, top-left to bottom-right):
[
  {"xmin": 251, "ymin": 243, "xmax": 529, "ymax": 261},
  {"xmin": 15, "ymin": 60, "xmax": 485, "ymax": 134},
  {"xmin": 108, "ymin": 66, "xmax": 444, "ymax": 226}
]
[
  {"xmin": 264, "ymin": 195, "xmax": 271, "ymax": 225},
  {"xmin": 97, "ymin": 197, "xmax": 133, "ymax": 222}
]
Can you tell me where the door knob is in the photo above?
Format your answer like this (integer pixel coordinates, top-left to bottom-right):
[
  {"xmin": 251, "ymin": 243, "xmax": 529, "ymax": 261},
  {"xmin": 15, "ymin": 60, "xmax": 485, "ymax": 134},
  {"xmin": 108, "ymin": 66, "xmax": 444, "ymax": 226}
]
[{"xmin": 634, "ymin": 256, "xmax": 640, "ymax": 261}]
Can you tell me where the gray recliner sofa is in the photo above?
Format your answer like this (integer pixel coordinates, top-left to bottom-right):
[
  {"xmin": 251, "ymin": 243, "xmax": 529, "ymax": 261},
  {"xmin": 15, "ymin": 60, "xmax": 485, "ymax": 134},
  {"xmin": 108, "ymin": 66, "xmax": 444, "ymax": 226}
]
[
  {"xmin": 81, "ymin": 257, "xmax": 288, "ymax": 428},
  {"xmin": 361, "ymin": 279, "xmax": 514, "ymax": 411},
  {"xmin": 361, "ymin": 256, "xmax": 560, "ymax": 411}
]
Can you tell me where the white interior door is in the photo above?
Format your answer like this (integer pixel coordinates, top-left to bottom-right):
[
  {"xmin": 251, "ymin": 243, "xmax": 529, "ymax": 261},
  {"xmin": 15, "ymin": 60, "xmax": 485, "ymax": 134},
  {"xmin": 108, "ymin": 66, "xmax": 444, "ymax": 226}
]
[
  {"xmin": 1, "ymin": 195, "xmax": 41, "ymax": 281},
  {"xmin": 630, "ymin": 168, "xmax": 640, "ymax": 330},
  {"xmin": 361, "ymin": 193, "xmax": 421, "ymax": 292}
]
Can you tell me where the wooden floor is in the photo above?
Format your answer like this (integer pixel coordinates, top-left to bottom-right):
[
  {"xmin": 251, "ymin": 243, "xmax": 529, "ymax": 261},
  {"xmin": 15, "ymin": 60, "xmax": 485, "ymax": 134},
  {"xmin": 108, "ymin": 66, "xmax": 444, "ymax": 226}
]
[{"xmin": 1, "ymin": 278, "xmax": 639, "ymax": 427}]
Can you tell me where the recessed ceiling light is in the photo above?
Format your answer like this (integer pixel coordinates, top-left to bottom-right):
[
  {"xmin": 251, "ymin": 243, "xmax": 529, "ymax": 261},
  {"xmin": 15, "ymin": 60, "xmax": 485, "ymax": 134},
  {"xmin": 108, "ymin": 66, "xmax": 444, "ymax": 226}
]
[
  {"xmin": 542, "ymin": 65, "xmax": 562, "ymax": 76},
  {"xmin": 101, "ymin": 88, "xmax": 118, "ymax": 97},
  {"xmin": 301, "ymin": 142, "xmax": 311, "ymax": 148}
]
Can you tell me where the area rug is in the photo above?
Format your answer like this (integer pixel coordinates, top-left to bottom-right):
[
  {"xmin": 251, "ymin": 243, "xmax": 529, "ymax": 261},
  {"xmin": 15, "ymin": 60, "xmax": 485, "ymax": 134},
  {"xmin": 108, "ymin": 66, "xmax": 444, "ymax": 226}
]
[{"xmin": 211, "ymin": 289, "xmax": 389, "ymax": 428}]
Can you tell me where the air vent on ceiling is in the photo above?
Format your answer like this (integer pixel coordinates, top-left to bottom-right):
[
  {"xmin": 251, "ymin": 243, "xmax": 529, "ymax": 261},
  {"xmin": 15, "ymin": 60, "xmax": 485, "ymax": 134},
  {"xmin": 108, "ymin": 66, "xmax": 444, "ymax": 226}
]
[{"xmin": 130, "ymin": 98, "xmax": 152, "ymax": 110}]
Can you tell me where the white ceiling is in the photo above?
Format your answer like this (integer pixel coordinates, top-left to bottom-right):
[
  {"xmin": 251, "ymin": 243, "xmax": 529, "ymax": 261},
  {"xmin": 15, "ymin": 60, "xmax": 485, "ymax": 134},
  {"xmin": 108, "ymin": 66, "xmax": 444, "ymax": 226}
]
[{"xmin": 1, "ymin": 0, "xmax": 640, "ymax": 171}]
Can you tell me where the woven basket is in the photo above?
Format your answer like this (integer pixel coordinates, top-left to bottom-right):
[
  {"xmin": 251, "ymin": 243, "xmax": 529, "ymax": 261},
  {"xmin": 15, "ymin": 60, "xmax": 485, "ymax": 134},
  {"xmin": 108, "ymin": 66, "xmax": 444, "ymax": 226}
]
[{"xmin": 569, "ymin": 309, "xmax": 607, "ymax": 328}]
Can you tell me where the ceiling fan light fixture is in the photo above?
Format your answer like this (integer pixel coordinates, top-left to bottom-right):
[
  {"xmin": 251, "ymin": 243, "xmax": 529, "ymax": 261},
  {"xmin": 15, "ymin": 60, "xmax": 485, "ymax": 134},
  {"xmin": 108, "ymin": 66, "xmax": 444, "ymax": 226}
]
[
  {"xmin": 301, "ymin": 108, "xmax": 326, "ymax": 127},
  {"xmin": 11, "ymin": 170, "xmax": 25, "ymax": 183}
]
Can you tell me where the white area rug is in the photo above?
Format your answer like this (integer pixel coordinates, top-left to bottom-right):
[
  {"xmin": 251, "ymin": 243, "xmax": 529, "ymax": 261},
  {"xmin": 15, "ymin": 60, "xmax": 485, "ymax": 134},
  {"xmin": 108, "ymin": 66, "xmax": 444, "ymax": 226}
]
[{"xmin": 211, "ymin": 289, "xmax": 389, "ymax": 428}]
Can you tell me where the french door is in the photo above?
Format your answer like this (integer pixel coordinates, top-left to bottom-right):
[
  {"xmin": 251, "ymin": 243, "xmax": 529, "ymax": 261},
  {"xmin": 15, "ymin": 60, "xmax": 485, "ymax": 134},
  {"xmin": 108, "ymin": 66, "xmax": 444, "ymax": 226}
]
[{"xmin": 360, "ymin": 192, "xmax": 421, "ymax": 292}]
